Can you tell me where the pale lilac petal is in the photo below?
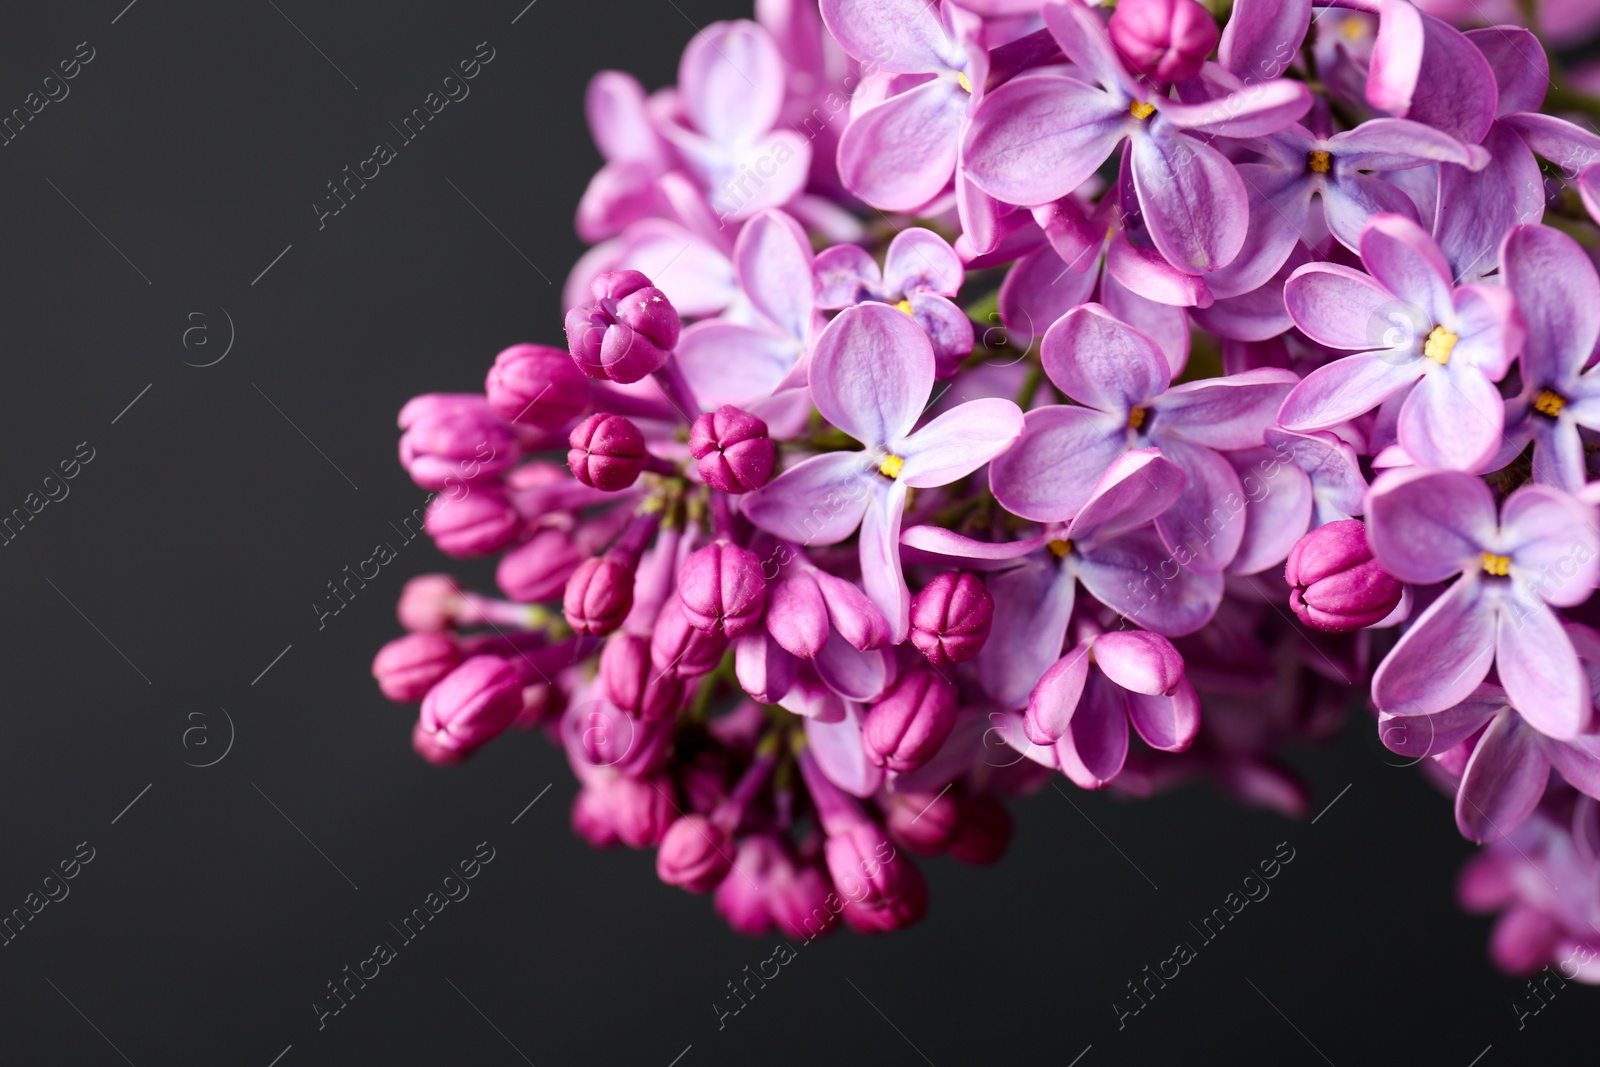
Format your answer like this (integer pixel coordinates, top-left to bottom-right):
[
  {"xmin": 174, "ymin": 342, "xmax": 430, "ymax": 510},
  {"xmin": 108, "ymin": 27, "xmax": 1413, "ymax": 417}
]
[
  {"xmin": 838, "ymin": 78, "xmax": 966, "ymax": 212},
  {"xmin": 819, "ymin": 0, "xmax": 958, "ymax": 72},
  {"xmin": 813, "ymin": 244, "xmax": 879, "ymax": 308},
  {"xmin": 906, "ymin": 293, "xmax": 976, "ymax": 372},
  {"xmin": 899, "ymin": 526, "xmax": 1050, "ymax": 564},
  {"xmin": 735, "ymin": 209, "xmax": 817, "ymax": 341},
  {"xmin": 1150, "ymin": 437, "xmax": 1248, "ymax": 573},
  {"xmin": 743, "ymin": 452, "xmax": 872, "ymax": 545},
  {"xmin": 1056, "ymin": 671, "xmax": 1129, "ymax": 789},
  {"xmin": 676, "ymin": 321, "xmax": 802, "ymax": 411},
  {"xmin": 1100, "ymin": 270, "xmax": 1191, "ymax": 376},
  {"xmin": 860, "ymin": 480, "xmax": 911, "ymax": 642},
  {"xmin": 1329, "ymin": 117, "xmax": 1488, "ymax": 171},
  {"xmin": 1040, "ymin": 0, "xmax": 1139, "ymax": 98},
  {"xmin": 1027, "ymin": 645, "xmax": 1090, "ymax": 743},
  {"xmin": 1219, "ymin": 0, "xmax": 1310, "ymax": 83},
  {"xmin": 1224, "ymin": 447, "xmax": 1314, "ymax": 576},
  {"xmin": 587, "ymin": 72, "xmax": 665, "ymax": 165},
  {"xmin": 1373, "ymin": 576, "xmax": 1496, "ymax": 715},
  {"xmin": 1277, "ymin": 349, "xmax": 1424, "ymax": 430},
  {"xmin": 1434, "ymin": 124, "xmax": 1543, "ymax": 284},
  {"xmin": 1367, "ymin": 467, "xmax": 1494, "ymax": 582},
  {"xmin": 813, "ymin": 570, "xmax": 892, "ymax": 651},
  {"xmin": 1319, "ymin": 173, "xmax": 1423, "ymax": 254},
  {"xmin": 1502, "ymin": 113, "xmax": 1600, "ymax": 170},
  {"xmin": 1546, "ymin": 735, "xmax": 1600, "ymax": 800},
  {"xmin": 1377, "ymin": 685, "xmax": 1504, "ymax": 758},
  {"xmin": 997, "ymin": 244, "xmax": 1101, "ymax": 349},
  {"xmin": 1155, "ymin": 368, "xmax": 1297, "ymax": 449},
  {"xmin": 898, "ymin": 398, "xmax": 1025, "ymax": 487},
  {"xmin": 1126, "ymin": 677, "xmax": 1201, "ymax": 752},
  {"xmin": 814, "ymin": 629, "xmax": 891, "ymax": 702},
  {"xmin": 962, "ymin": 73, "xmax": 1131, "ymax": 206},
  {"xmin": 1040, "ymin": 302, "xmax": 1169, "ymax": 413},
  {"xmin": 1359, "ymin": 213, "xmax": 1454, "ymax": 325},
  {"xmin": 1131, "ymin": 129, "xmax": 1250, "ymax": 274},
  {"xmin": 1105, "ymin": 232, "xmax": 1213, "ymax": 308},
  {"xmin": 806, "ymin": 704, "xmax": 885, "ymax": 799},
  {"xmin": 1502, "ymin": 223, "xmax": 1600, "ymax": 391},
  {"xmin": 1092, "ymin": 629, "xmax": 1185, "ymax": 696},
  {"xmin": 1366, "ymin": 0, "xmax": 1424, "ymax": 116},
  {"xmin": 979, "ymin": 563, "xmax": 1077, "ymax": 708},
  {"xmin": 988, "ymin": 405, "xmax": 1128, "ymax": 523},
  {"xmin": 735, "ymin": 630, "xmax": 798, "ymax": 703},
  {"xmin": 809, "ymin": 302, "xmax": 934, "ymax": 446},
  {"xmin": 1465, "ymin": 27, "xmax": 1547, "ymax": 116},
  {"xmin": 1157, "ymin": 80, "xmax": 1313, "ymax": 138},
  {"xmin": 1205, "ymin": 165, "xmax": 1312, "ymax": 299},
  {"xmin": 1074, "ymin": 526, "xmax": 1225, "ymax": 636},
  {"xmin": 1404, "ymin": 13, "xmax": 1499, "ymax": 145},
  {"xmin": 1456, "ymin": 708, "xmax": 1550, "ymax": 843},
  {"xmin": 1500, "ymin": 486, "xmax": 1600, "ymax": 605},
  {"xmin": 680, "ymin": 21, "xmax": 785, "ymax": 144},
  {"xmin": 1283, "ymin": 263, "xmax": 1409, "ymax": 351},
  {"xmin": 884, "ymin": 228, "xmax": 964, "ymax": 296},
  {"xmin": 777, "ymin": 666, "xmax": 847, "ymax": 721},
  {"xmin": 1396, "ymin": 365, "xmax": 1504, "ymax": 471},
  {"xmin": 1497, "ymin": 593, "xmax": 1590, "ymax": 740},
  {"xmin": 1066, "ymin": 447, "xmax": 1187, "ymax": 546},
  {"xmin": 1264, "ymin": 428, "xmax": 1369, "ymax": 524}
]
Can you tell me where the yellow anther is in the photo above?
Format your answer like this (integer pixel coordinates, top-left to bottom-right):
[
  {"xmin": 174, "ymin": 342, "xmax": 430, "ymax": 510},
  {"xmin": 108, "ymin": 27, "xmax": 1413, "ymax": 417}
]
[
  {"xmin": 1482, "ymin": 552, "xmax": 1511, "ymax": 577},
  {"xmin": 1535, "ymin": 389, "xmax": 1568, "ymax": 417},
  {"xmin": 1308, "ymin": 150, "xmax": 1332, "ymax": 174},
  {"xmin": 1130, "ymin": 100, "xmax": 1156, "ymax": 120},
  {"xmin": 878, "ymin": 453, "xmax": 905, "ymax": 479},
  {"xmin": 957, "ymin": 70, "xmax": 973, "ymax": 93},
  {"xmin": 1423, "ymin": 326, "xmax": 1458, "ymax": 364},
  {"xmin": 1128, "ymin": 405, "xmax": 1148, "ymax": 431},
  {"xmin": 894, "ymin": 298, "xmax": 913, "ymax": 314},
  {"xmin": 1047, "ymin": 538, "xmax": 1073, "ymax": 559}
]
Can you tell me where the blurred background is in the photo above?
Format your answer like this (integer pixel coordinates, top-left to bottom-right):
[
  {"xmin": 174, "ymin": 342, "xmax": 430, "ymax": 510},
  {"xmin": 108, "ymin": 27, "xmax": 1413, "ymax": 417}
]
[{"xmin": 0, "ymin": 1, "xmax": 1590, "ymax": 1063}]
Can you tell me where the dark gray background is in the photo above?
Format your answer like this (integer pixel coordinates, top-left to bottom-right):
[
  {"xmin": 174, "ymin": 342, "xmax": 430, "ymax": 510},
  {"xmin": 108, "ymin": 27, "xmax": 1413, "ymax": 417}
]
[{"xmin": 0, "ymin": 1, "xmax": 1585, "ymax": 1063}]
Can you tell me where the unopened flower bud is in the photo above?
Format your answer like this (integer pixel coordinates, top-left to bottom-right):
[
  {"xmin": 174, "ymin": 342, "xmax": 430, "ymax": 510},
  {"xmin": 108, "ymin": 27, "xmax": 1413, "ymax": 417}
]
[
  {"xmin": 412, "ymin": 655, "xmax": 524, "ymax": 764},
  {"xmin": 1285, "ymin": 519, "xmax": 1402, "ymax": 633},
  {"xmin": 678, "ymin": 542, "xmax": 768, "ymax": 638},
  {"xmin": 656, "ymin": 814, "xmax": 734, "ymax": 893},
  {"xmin": 599, "ymin": 633, "xmax": 684, "ymax": 721},
  {"xmin": 1108, "ymin": 0, "xmax": 1219, "ymax": 85},
  {"xmin": 688, "ymin": 405, "xmax": 776, "ymax": 492},
  {"xmin": 568, "ymin": 413, "xmax": 649, "ymax": 491},
  {"xmin": 651, "ymin": 598, "xmax": 730, "ymax": 678},
  {"xmin": 564, "ymin": 556, "xmax": 636, "ymax": 636},
  {"xmin": 397, "ymin": 394, "xmax": 518, "ymax": 491},
  {"xmin": 485, "ymin": 343, "xmax": 590, "ymax": 428},
  {"xmin": 862, "ymin": 669, "xmax": 958, "ymax": 773},
  {"xmin": 372, "ymin": 632, "xmax": 463, "ymax": 702},
  {"xmin": 948, "ymin": 795, "xmax": 1013, "ymax": 866},
  {"xmin": 611, "ymin": 774, "xmax": 676, "ymax": 848},
  {"xmin": 496, "ymin": 527, "xmax": 584, "ymax": 602},
  {"xmin": 826, "ymin": 822, "xmax": 929, "ymax": 933},
  {"xmin": 397, "ymin": 574, "xmax": 464, "ymax": 632},
  {"xmin": 424, "ymin": 490, "xmax": 522, "ymax": 558},
  {"xmin": 909, "ymin": 571, "xmax": 993, "ymax": 666},
  {"xmin": 885, "ymin": 789, "xmax": 962, "ymax": 856},
  {"xmin": 563, "ymin": 270, "xmax": 680, "ymax": 384}
]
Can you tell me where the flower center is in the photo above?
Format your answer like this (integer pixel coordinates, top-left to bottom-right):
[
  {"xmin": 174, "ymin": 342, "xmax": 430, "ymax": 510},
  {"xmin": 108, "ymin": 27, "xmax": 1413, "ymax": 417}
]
[
  {"xmin": 1308, "ymin": 150, "xmax": 1332, "ymax": 174},
  {"xmin": 878, "ymin": 453, "xmax": 905, "ymax": 479},
  {"xmin": 1534, "ymin": 389, "xmax": 1568, "ymax": 417},
  {"xmin": 894, "ymin": 298, "xmax": 913, "ymax": 314},
  {"xmin": 1128, "ymin": 405, "xmax": 1148, "ymax": 431},
  {"xmin": 1130, "ymin": 100, "xmax": 1155, "ymax": 120},
  {"xmin": 1481, "ymin": 552, "xmax": 1511, "ymax": 577},
  {"xmin": 1047, "ymin": 538, "xmax": 1073, "ymax": 559},
  {"xmin": 956, "ymin": 71, "xmax": 973, "ymax": 93},
  {"xmin": 1423, "ymin": 326, "xmax": 1457, "ymax": 364}
]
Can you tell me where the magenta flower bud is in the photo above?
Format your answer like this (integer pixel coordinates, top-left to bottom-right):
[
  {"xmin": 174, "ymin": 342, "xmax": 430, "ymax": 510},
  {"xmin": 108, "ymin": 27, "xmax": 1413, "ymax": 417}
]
[
  {"xmin": 564, "ymin": 556, "xmax": 635, "ymax": 636},
  {"xmin": 567, "ymin": 413, "xmax": 648, "ymax": 491},
  {"xmin": 651, "ymin": 599, "xmax": 730, "ymax": 679},
  {"xmin": 496, "ymin": 527, "xmax": 584, "ymax": 603},
  {"xmin": 571, "ymin": 786, "xmax": 620, "ymax": 848},
  {"xmin": 909, "ymin": 571, "xmax": 994, "ymax": 666},
  {"xmin": 397, "ymin": 394, "xmax": 518, "ymax": 491},
  {"xmin": 1285, "ymin": 519, "xmax": 1402, "ymax": 633},
  {"xmin": 948, "ymin": 795, "xmax": 1013, "ymax": 866},
  {"xmin": 484, "ymin": 343, "xmax": 589, "ymax": 429},
  {"xmin": 611, "ymin": 774, "xmax": 675, "ymax": 848},
  {"xmin": 372, "ymin": 632, "xmax": 463, "ymax": 702},
  {"xmin": 678, "ymin": 541, "xmax": 768, "ymax": 638},
  {"xmin": 397, "ymin": 574, "xmax": 464, "ymax": 632},
  {"xmin": 862, "ymin": 669, "xmax": 958, "ymax": 773},
  {"xmin": 688, "ymin": 405, "xmax": 776, "ymax": 493},
  {"xmin": 598, "ymin": 633, "xmax": 685, "ymax": 721},
  {"xmin": 412, "ymin": 655, "xmax": 524, "ymax": 764},
  {"xmin": 1108, "ymin": 0, "xmax": 1219, "ymax": 85},
  {"xmin": 885, "ymin": 789, "xmax": 962, "ymax": 856},
  {"xmin": 656, "ymin": 814, "xmax": 734, "ymax": 893},
  {"xmin": 424, "ymin": 490, "xmax": 522, "ymax": 558},
  {"xmin": 825, "ymin": 823, "xmax": 929, "ymax": 934},
  {"xmin": 563, "ymin": 270, "xmax": 681, "ymax": 384}
]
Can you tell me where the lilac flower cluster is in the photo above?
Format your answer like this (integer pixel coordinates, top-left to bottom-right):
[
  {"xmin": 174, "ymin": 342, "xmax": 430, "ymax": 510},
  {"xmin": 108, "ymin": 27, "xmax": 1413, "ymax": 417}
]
[{"xmin": 371, "ymin": 0, "xmax": 1600, "ymax": 965}]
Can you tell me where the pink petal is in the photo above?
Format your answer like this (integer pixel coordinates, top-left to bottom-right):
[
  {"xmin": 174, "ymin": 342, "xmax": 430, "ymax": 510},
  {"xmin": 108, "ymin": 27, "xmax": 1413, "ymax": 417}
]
[
  {"xmin": 1456, "ymin": 708, "xmax": 1549, "ymax": 842},
  {"xmin": 1366, "ymin": 467, "xmax": 1494, "ymax": 582},
  {"xmin": 838, "ymin": 78, "xmax": 966, "ymax": 212},
  {"xmin": 899, "ymin": 397, "xmax": 1025, "ymax": 488},
  {"xmin": 679, "ymin": 21, "xmax": 786, "ymax": 145},
  {"xmin": 1055, "ymin": 671, "xmax": 1130, "ymax": 789},
  {"xmin": 1373, "ymin": 576, "xmax": 1496, "ymax": 715},
  {"xmin": 988, "ymin": 405, "xmax": 1128, "ymax": 523},
  {"xmin": 962, "ymin": 72, "xmax": 1130, "ymax": 206},
  {"xmin": 1496, "ymin": 592, "xmax": 1590, "ymax": 740},
  {"xmin": 1040, "ymin": 302, "xmax": 1169, "ymax": 413},
  {"xmin": 1126, "ymin": 677, "xmax": 1201, "ymax": 752},
  {"xmin": 1066, "ymin": 446, "xmax": 1188, "ymax": 546},
  {"xmin": 735, "ymin": 209, "xmax": 817, "ymax": 341},
  {"xmin": 1277, "ymin": 350, "xmax": 1424, "ymax": 431},
  {"xmin": 809, "ymin": 302, "xmax": 934, "ymax": 446},
  {"xmin": 806, "ymin": 704, "xmax": 885, "ymax": 799},
  {"xmin": 1396, "ymin": 365, "xmax": 1504, "ymax": 471},
  {"xmin": 1130, "ymin": 129, "xmax": 1250, "ymax": 274},
  {"xmin": 742, "ymin": 451, "xmax": 872, "ymax": 545}
]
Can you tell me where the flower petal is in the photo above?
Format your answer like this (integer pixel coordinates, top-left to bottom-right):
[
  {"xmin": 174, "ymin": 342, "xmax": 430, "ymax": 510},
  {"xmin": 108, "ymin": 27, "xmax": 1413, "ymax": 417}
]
[
  {"xmin": 860, "ymin": 479, "xmax": 911, "ymax": 642},
  {"xmin": 884, "ymin": 227, "xmax": 965, "ymax": 296},
  {"xmin": 1465, "ymin": 27, "xmax": 1547, "ymax": 116},
  {"xmin": 1218, "ymin": 0, "xmax": 1310, "ymax": 83},
  {"xmin": 1456, "ymin": 708, "xmax": 1549, "ymax": 843},
  {"xmin": 806, "ymin": 704, "xmax": 885, "ymax": 798},
  {"xmin": 1377, "ymin": 685, "xmax": 1504, "ymax": 758},
  {"xmin": 979, "ymin": 563, "xmax": 1076, "ymax": 708},
  {"xmin": 1155, "ymin": 368, "xmax": 1297, "ymax": 450},
  {"xmin": 1224, "ymin": 447, "xmax": 1314, "ymax": 576},
  {"xmin": 1396, "ymin": 364, "xmax": 1504, "ymax": 471},
  {"xmin": 1277, "ymin": 349, "xmax": 1424, "ymax": 431},
  {"xmin": 1040, "ymin": 302, "xmax": 1169, "ymax": 413},
  {"xmin": 743, "ymin": 451, "xmax": 873, "ymax": 545},
  {"xmin": 680, "ymin": 21, "xmax": 785, "ymax": 145},
  {"xmin": 899, "ymin": 397, "xmax": 1025, "ymax": 487},
  {"xmin": 989, "ymin": 404, "xmax": 1128, "ymax": 523},
  {"xmin": 1026, "ymin": 645, "xmax": 1090, "ymax": 744},
  {"xmin": 1366, "ymin": 467, "xmax": 1495, "ymax": 582},
  {"xmin": 1066, "ymin": 446, "xmax": 1187, "ymax": 546},
  {"xmin": 1503, "ymin": 223, "xmax": 1600, "ymax": 394},
  {"xmin": 1131, "ymin": 129, "xmax": 1250, "ymax": 273},
  {"xmin": 1433, "ymin": 123, "xmax": 1543, "ymax": 284},
  {"xmin": 1373, "ymin": 576, "xmax": 1496, "ymax": 715},
  {"xmin": 819, "ymin": 0, "xmax": 959, "ymax": 72},
  {"xmin": 1126, "ymin": 677, "xmax": 1200, "ymax": 752},
  {"xmin": 1359, "ymin": 213, "xmax": 1454, "ymax": 325},
  {"xmin": 675, "ymin": 321, "xmax": 802, "ymax": 411},
  {"xmin": 1074, "ymin": 526, "xmax": 1225, "ymax": 636},
  {"xmin": 838, "ymin": 78, "xmax": 966, "ymax": 212},
  {"xmin": 735, "ymin": 209, "xmax": 817, "ymax": 341},
  {"xmin": 1157, "ymin": 80, "xmax": 1312, "ymax": 138},
  {"xmin": 1055, "ymin": 670, "xmax": 1129, "ymax": 789},
  {"xmin": 1283, "ymin": 262, "xmax": 1413, "ymax": 351},
  {"xmin": 813, "ymin": 243, "xmax": 879, "ymax": 308},
  {"xmin": 1496, "ymin": 592, "xmax": 1591, "ymax": 740},
  {"xmin": 809, "ymin": 302, "xmax": 934, "ymax": 446},
  {"xmin": 962, "ymin": 73, "xmax": 1130, "ymax": 206}
]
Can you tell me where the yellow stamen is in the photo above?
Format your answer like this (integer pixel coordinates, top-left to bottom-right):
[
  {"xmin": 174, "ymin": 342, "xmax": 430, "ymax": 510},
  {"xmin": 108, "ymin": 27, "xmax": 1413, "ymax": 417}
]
[
  {"xmin": 1130, "ymin": 100, "xmax": 1156, "ymax": 120},
  {"xmin": 894, "ymin": 298, "xmax": 913, "ymax": 314},
  {"xmin": 1423, "ymin": 326, "xmax": 1458, "ymax": 364},
  {"xmin": 1047, "ymin": 538, "xmax": 1073, "ymax": 559},
  {"xmin": 956, "ymin": 70, "xmax": 973, "ymax": 93},
  {"xmin": 1535, "ymin": 389, "xmax": 1568, "ymax": 417},
  {"xmin": 1308, "ymin": 150, "xmax": 1332, "ymax": 174},
  {"xmin": 1128, "ymin": 406, "xmax": 1148, "ymax": 431},
  {"xmin": 878, "ymin": 454, "xmax": 905, "ymax": 479},
  {"xmin": 1482, "ymin": 552, "xmax": 1511, "ymax": 577}
]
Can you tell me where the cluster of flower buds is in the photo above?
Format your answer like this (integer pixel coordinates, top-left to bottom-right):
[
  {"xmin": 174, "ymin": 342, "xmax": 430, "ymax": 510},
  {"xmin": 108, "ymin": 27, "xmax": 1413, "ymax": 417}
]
[{"xmin": 371, "ymin": 0, "xmax": 1600, "ymax": 965}]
